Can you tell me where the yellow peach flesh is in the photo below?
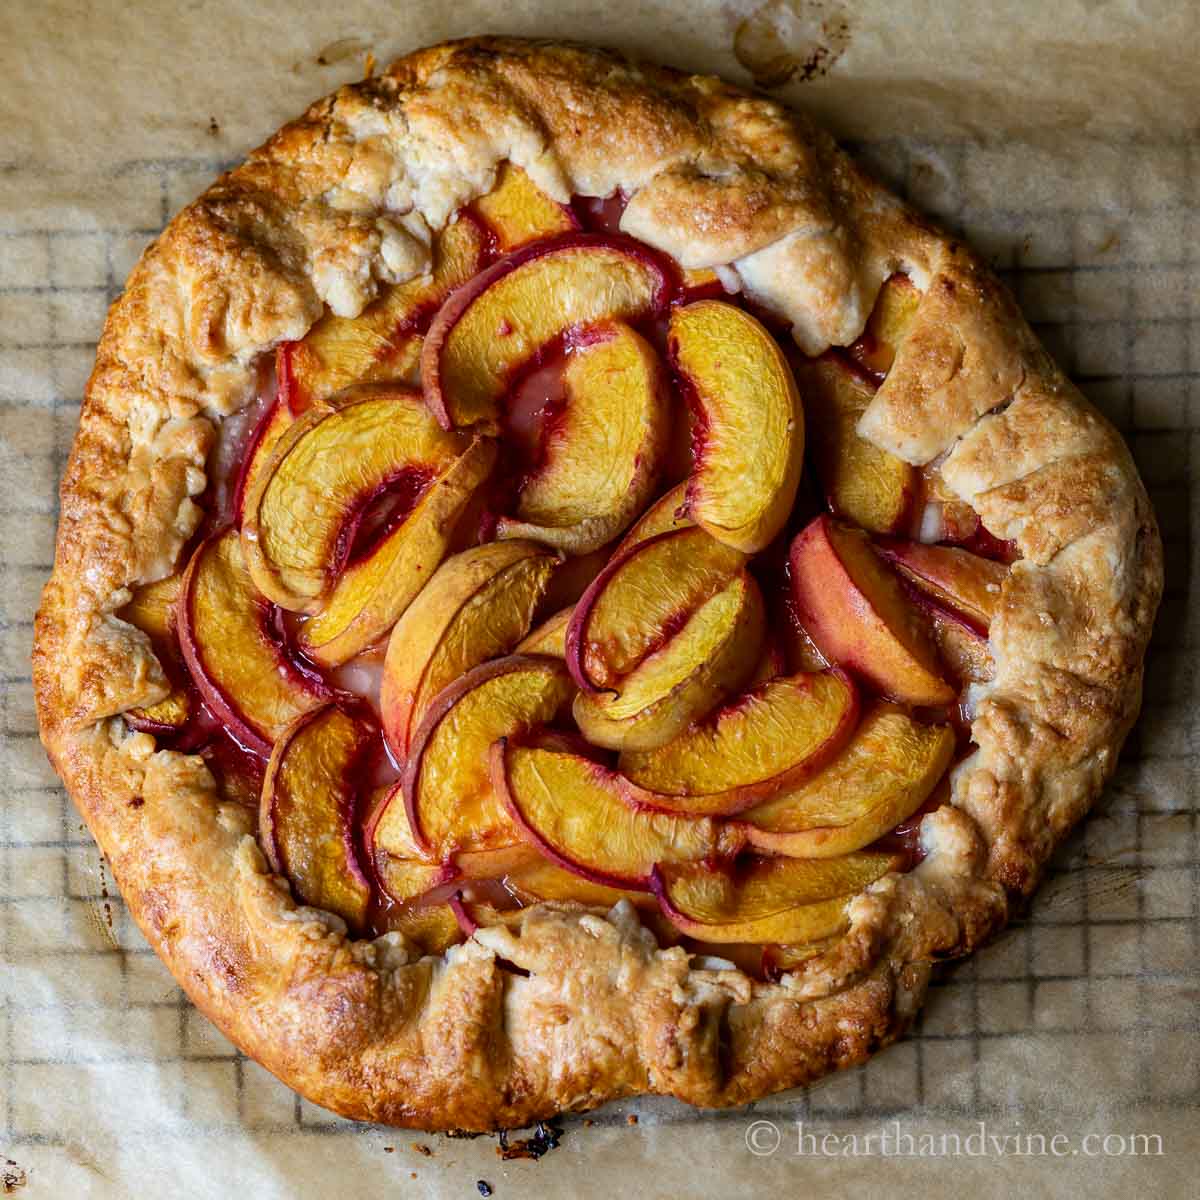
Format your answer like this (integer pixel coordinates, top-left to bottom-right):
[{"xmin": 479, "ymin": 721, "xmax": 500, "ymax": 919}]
[
  {"xmin": 260, "ymin": 706, "xmax": 372, "ymax": 927},
  {"xmin": 572, "ymin": 571, "xmax": 764, "ymax": 752},
  {"xmin": 179, "ymin": 531, "xmax": 325, "ymax": 751},
  {"xmin": 407, "ymin": 657, "xmax": 574, "ymax": 859},
  {"xmin": 298, "ymin": 437, "xmax": 498, "ymax": 666},
  {"xmin": 472, "ymin": 163, "xmax": 576, "ymax": 252},
  {"xmin": 618, "ymin": 670, "xmax": 858, "ymax": 813},
  {"xmin": 736, "ymin": 705, "xmax": 955, "ymax": 857},
  {"xmin": 575, "ymin": 525, "xmax": 746, "ymax": 689},
  {"xmin": 494, "ymin": 742, "xmax": 739, "ymax": 888},
  {"xmin": 497, "ymin": 322, "xmax": 669, "ymax": 554},
  {"xmin": 428, "ymin": 240, "xmax": 666, "ymax": 429},
  {"xmin": 380, "ymin": 540, "xmax": 558, "ymax": 758},
  {"xmin": 120, "ymin": 574, "xmax": 189, "ymax": 730},
  {"xmin": 288, "ymin": 217, "xmax": 485, "ymax": 404},
  {"xmin": 516, "ymin": 604, "xmax": 574, "ymax": 658},
  {"xmin": 616, "ymin": 481, "xmax": 692, "ymax": 553},
  {"xmin": 244, "ymin": 390, "xmax": 470, "ymax": 611},
  {"xmin": 653, "ymin": 853, "xmax": 896, "ymax": 943},
  {"xmin": 671, "ymin": 300, "xmax": 804, "ymax": 553},
  {"xmin": 796, "ymin": 356, "xmax": 915, "ymax": 534}
]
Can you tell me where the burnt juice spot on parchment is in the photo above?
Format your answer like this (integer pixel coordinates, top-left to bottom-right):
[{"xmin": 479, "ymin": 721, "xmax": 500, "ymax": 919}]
[
  {"xmin": 734, "ymin": 0, "xmax": 852, "ymax": 89},
  {"xmin": 3, "ymin": 1160, "xmax": 27, "ymax": 1195}
]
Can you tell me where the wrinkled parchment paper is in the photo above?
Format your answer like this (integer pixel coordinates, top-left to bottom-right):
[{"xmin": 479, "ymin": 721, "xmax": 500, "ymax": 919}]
[{"xmin": 2, "ymin": 2, "xmax": 1196, "ymax": 1195}]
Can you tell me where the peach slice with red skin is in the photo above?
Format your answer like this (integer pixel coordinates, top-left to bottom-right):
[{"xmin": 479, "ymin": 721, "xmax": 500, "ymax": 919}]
[
  {"xmin": 363, "ymin": 783, "xmax": 458, "ymax": 905},
  {"xmin": 615, "ymin": 481, "xmax": 692, "ymax": 554},
  {"xmin": 379, "ymin": 540, "xmax": 559, "ymax": 759},
  {"xmin": 400, "ymin": 655, "xmax": 575, "ymax": 860},
  {"xmin": 874, "ymin": 540, "xmax": 1007, "ymax": 634},
  {"xmin": 651, "ymin": 852, "xmax": 898, "ymax": 943},
  {"xmin": 242, "ymin": 387, "xmax": 471, "ymax": 612},
  {"xmin": 504, "ymin": 856, "xmax": 657, "ymax": 911},
  {"xmin": 119, "ymin": 573, "xmax": 191, "ymax": 734},
  {"xmin": 734, "ymin": 704, "xmax": 955, "ymax": 857},
  {"xmin": 566, "ymin": 525, "xmax": 746, "ymax": 693},
  {"xmin": 259, "ymin": 704, "xmax": 374, "ymax": 928},
  {"xmin": 670, "ymin": 300, "xmax": 804, "ymax": 553},
  {"xmin": 845, "ymin": 273, "xmax": 921, "ymax": 383},
  {"xmin": 492, "ymin": 740, "xmax": 742, "ymax": 890},
  {"xmin": 618, "ymin": 670, "xmax": 859, "ymax": 816},
  {"xmin": 471, "ymin": 162, "xmax": 579, "ymax": 253},
  {"xmin": 793, "ymin": 354, "xmax": 916, "ymax": 535},
  {"xmin": 422, "ymin": 233, "xmax": 672, "ymax": 431},
  {"xmin": 921, "ymin": 599, "xmax": 996, "ymax": 684},
  {"xmin": 383, "ymin": 902, "xmax": 464, "ymax": 955},
  {"xmin": 233, "ymin": 393, "xmax": 304, "ymax": 527},
  {"xmin": 298, "ymin": 436, "xmax": 498, "ymax": 666},
  {"xmin": 790, "ymin": 515, "xmax": 954, "ymax": 706},
  {"xmin": 496, "ymin": 322, "xmax": 670, "ymax": 554},
  {"xmin": 284, "ymin": 215, "xmax": 488, "ymax": 408},
  {"xmin": 177, "ymin": 530, "xmax": 328, "ymax": 756},
  {"xmin": 572, "ymin": 570, "xmax": 765, "ymax": 752}
]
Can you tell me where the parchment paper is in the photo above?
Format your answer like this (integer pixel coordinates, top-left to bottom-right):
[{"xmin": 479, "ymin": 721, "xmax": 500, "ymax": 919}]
[{"xmin": 2, "ymin": 3, "xmax": 1196, "ymax": 1196}]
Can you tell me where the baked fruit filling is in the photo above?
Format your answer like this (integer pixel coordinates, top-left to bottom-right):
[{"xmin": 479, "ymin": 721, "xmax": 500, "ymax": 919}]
[{"xmin": 119, "ymin": 165, "xmax": 1018, "ymax": 978}]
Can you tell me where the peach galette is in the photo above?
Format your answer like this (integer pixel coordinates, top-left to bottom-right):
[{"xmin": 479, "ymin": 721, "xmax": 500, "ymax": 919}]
[{"xmin": 35, "ymin": 39, "xmax": 1161, "ymax": 1132}]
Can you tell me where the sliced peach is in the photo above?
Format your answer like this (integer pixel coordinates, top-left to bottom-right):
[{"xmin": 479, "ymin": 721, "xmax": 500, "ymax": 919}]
[
  {"xmin": 761, "ymin": 936, "xmax": 844, "ymax": 980},
  {"xmin": 242, "ymin": 388, "xmax": 471, "ymax": 611},
  {"xmin": 422, "ymin": 233, "xmax": 672, "ymax": 431},
  {"xmin": 651, "ymin": 853, "xmax": 896, "ymax": 944},
  {"xmin": 505, "ymin": 857, "xmax": 656, "ymax": 910},
  {"xmin": 618, "ymin": 671, "xmax": 859, "ymax": 815},
  {"xmin": 259, "ymin": 705, "xmax": 373, "ymax": 927},
  {"xmin": 364, "ymin": 783, "xmax": 458, "ymax": 904},
  {"xmin": 790, "ymin": 515, "xmax": 954, "ymax": 706},
  {"xmin": 472, "ymin": 162, "xmax": 579, "ymax": 253},
  {"xmin": 615, "ymin": 481, "xmax": 692, "ymax": 553},
  {"xmin": 497, "ymin": 322, "xmax": 670, "ymax": 554},
  {"xmin": 298, "ymin": 436, "xmax": 498, "ymax": 666},
  {"xmin": 516, "ymin": 604, "xmax": 574, "ymax": 659},
  {"xmin": 846, "ymin": 274, "xmax": 921, "ymax": 382},
  {"xmin": 120, "ymin": 574, "xmax": 191, "ymax": 734},
  {"xmin": 492, "ymin": 740, "xmax": 741, "ymax": 890},
  {"xmin": 670, "ymin": 300, "xmax": 804, "ymax": 553},
  {"xmin": 233, "ymin": 395, "xmax": 303, "ymax": 527},
  {"xmin": 735, "ymin": 705, "xmax": 955, "ymax": 858},
  {"xmin": 923, "ymin": 600, "xmax": 996, "ymax": 684},
  {"xmin": 875, "ymin": 540, "xmax": 1007, "ymax": 634},
  {"xmin": 384, "ymin": 902, "xmax": 464, "ymax": 955},
  {"xmin": 566, "ymin": 525, "xmax": 746, "ymax": 692},
  {"xmin": 573, "ymin": 570, "xmax": 765, "ymax": 752},
  {"xmin": 379, "ymin": 540, "xmax": 559, "ymax": 758},
  {"xmin": 285, "ymin": 216, "xmax": 487, "ymax": 406},
  {"xmin": 453, "ymin": 841, "xmax": 544, "ymax": 881},
  {"xmin": 402, "ymin": 656, "xmax": 574, "ymax": 860},
  {"xmin": 793, "ymin": 354, "xmax": 916, "ymax": 534},
  {"xmin": 177, "ymin": 531, "xmax": 328, "ymax": 756}
]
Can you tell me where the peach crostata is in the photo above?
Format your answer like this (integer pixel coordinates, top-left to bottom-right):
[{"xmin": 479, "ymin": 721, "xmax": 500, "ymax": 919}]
[{"xmin": 34, "ymin": 39, "xmax": 1161, "ymax": 1131}]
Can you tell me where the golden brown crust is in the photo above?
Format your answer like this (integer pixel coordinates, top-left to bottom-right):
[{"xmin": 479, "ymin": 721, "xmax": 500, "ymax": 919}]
[{"xmin": 33, "ymin": 37, "xmax": 1162, "ymax": 1129}]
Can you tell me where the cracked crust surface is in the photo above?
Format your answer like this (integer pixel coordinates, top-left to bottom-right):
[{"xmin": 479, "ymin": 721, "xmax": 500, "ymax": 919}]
[{"xmin": 33, "ymin": 37, "xmax": 1161, "ymax": 1129}]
